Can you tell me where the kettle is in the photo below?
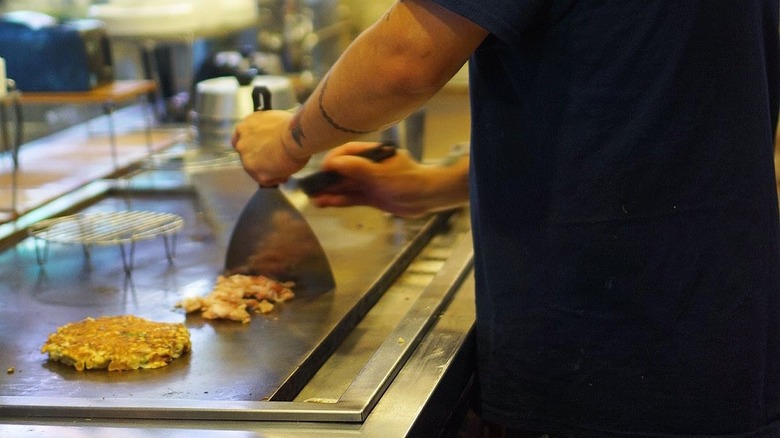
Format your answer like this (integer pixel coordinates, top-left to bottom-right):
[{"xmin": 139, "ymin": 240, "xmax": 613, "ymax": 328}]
[{"xmin": 192, "ymin": 72, "xmax": 297, "ymax": 153}]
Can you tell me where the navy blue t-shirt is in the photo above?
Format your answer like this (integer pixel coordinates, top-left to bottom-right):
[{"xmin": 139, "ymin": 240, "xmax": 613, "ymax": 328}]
[{"xmin": 428, "ymin": 0, "xmax": 780, "ymax": 436}]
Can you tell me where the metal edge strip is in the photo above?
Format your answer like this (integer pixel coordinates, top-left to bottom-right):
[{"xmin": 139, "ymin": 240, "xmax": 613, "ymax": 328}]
[{"xmin": 337, "ymin": 231, "xmax": 475, "ymax": 420}]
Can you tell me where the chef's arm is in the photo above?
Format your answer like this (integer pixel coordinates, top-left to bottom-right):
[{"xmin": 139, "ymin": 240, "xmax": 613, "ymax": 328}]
[
  {"xmin": 282, "ymin": 0, "xmax": 487, "ymax": 158},
  {"xmin": 232, "ymin": 0, "xmax": 486, "ymax": 186}
]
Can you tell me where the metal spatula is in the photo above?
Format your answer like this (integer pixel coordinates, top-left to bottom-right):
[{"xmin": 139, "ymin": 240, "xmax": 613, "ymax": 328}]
[{"xmin": 224, "ymin": 86, "xmax": 336, "ymax": 295}]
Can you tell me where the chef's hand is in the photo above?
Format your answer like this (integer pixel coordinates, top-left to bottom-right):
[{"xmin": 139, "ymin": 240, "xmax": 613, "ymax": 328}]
[
  {"xmin": 310, "ymin": 142, "xmax": 444, "ymax": 218},
  {"xmin": 231, "ymin": 110, "xmax": 310, "ymax": 186}
]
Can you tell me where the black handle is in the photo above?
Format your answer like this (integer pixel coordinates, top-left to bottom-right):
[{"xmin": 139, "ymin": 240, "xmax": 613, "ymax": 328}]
[
  {"xmin": 251, "ymin": 85, "xmax": 276, "ymax": 189},
  {"xmin": 296, "ymin": 142, "xmax": 397, "ymax": 196},
  {"xmin": 252, "ymin": 85, "xmax": 272, "ymax": 111}
]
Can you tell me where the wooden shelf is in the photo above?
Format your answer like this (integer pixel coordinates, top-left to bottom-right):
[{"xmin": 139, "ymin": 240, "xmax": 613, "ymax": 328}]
[
  {"xmin": 15, "ymin": 80, "xmax": 158, "ymax": 176},
  {"xmin": 18, "ymin": 80, "xmax": 157, "ymax": 105}
]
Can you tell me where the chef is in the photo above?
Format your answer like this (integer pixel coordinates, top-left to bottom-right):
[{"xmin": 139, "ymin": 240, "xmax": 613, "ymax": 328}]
[{"xmin": 232, "ymin": 0, "xmax": 780, "ymax": 436}]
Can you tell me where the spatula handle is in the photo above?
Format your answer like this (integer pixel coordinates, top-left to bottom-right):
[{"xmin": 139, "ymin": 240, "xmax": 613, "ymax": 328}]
[
  {"xmin": 252, "ymin": 86, "xmax": 272, "ymax": 111},
  {"xmin": 296, "ymin": 142, "xmax": 397, "ymax": 196},
  {"xmin": 251, "ymin": 85, "xmax": 279, "ymax": 189}
]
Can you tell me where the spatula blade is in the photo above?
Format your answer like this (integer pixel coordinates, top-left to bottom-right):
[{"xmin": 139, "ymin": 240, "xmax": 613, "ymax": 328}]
[{"xmin": 224, "ymin": 187, "xmax": 336, "ymax": 295}]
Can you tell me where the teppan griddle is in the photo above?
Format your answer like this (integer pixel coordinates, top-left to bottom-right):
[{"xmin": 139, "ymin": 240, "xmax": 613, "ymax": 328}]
[{"xmin": 0, "ymin": 164, "xmax": 475, "ymax": 436}]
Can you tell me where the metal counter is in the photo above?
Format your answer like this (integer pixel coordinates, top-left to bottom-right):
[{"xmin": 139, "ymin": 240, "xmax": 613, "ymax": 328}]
[{"xmin": 0, "ymin": 160, "xmax": 476, "ymax": 437}]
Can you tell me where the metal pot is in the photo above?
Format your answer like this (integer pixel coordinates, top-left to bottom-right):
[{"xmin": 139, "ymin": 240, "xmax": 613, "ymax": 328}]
[{"xmin": 192, "ymin": 75, "xmax": 297, "ymax": 153}]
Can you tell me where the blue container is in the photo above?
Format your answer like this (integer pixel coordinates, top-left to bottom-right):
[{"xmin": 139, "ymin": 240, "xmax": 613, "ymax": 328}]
[{"xmin": 0, "ymin": 12, "xmax": 113, "ymax": 92}]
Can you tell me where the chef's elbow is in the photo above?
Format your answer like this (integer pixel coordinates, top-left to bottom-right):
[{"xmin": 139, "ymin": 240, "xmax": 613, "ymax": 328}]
[{"xmin": 383, "ymin": 54, "xmax": 456, "ymax": 98}]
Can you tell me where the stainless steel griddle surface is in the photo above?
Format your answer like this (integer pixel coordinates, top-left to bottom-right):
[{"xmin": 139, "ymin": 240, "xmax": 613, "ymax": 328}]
[{"xmin": 0, "ymin": 186, "xmax": 441, "ymax": 404}]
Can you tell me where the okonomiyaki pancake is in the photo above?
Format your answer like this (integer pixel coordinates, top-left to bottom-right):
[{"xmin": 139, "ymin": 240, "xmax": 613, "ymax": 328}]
[{"xmin": 41, "ymin": 315, "xmax": 191, "ymax": 371}]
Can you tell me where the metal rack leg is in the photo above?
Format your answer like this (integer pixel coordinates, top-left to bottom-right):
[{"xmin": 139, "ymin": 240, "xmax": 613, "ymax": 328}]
[
  {"xmin": 162, "ymin": 232, "xmax": 177, "ymax": 263},
  {"xmin": 33, "ymin": 237, "xmax": 50, "ymax": 267},
  {"xmin": 82, "ymin": 244, "xmax": 92, "ymax": 263},
  {"xmin": 118, "ymin": 240, "xmax": 136, "ymax": 275}
]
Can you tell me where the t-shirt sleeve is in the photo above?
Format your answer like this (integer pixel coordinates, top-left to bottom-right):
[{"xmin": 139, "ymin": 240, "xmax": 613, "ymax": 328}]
[{"xmin": 427, "ymin": 0, "xmax": 549, "ymax": 43}]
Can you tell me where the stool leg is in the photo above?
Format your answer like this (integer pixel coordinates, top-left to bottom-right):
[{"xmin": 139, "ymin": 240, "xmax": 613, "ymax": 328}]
[
  {"xmin": 104, "ymin": 101, "xmax": 118, "ymax": 171},
  {"xmin": 11, "ymin": 94, "xmax": 22, "ymax": 218},
  {"xmin": 141, "ymin": 94, "xmax": 155, "ymax": 169},
  {"xmin": 0, "ymin": 99, "xmax": 17, "ymax": 216},
  {"xmin": 0, "ymin": 103, "xmax": 10, "ymax": 209}
]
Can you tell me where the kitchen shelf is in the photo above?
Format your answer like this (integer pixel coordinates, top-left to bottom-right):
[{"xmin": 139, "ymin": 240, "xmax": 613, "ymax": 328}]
[{"xmin": 18, "ymin": 80, "xmax": 158, "ymax": 171}]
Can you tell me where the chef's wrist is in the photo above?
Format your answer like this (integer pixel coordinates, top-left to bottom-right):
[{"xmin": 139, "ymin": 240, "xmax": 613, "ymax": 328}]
[
  {"xmin": 441, "ymin": 142, "xmax": 470, "ymax": 166},
  {"xmin": 280, "ymin": 131, "xmax": 309, "ymax": 164},
  {"xmin": 281, "ymin": 109, "xmax": 313, "ymax": 163}
]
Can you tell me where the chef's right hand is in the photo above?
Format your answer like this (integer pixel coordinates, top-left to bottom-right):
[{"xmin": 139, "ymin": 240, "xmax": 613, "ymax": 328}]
[
  {"xmin": 231, "ymin": 110, "xmax": 310, "ymax": 187},
  {"xmin": 311, "ymin": 142, "xmax": 433, "ymax": 217}
]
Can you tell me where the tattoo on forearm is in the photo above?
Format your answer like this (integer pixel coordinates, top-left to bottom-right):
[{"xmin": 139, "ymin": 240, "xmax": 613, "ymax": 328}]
[
  {"xmin": 319, "ymin": 75, "xmax": 373, "ymax": 135},
  {"xmin": 290, "ymin": 111, "xmax": 306, "ymax": 148}
]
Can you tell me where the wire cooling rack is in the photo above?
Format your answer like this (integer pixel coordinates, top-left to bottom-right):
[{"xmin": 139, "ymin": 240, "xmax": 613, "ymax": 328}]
[{"xmin": 28, "ymin": 210, "xmax": 184, "ymax": 274}]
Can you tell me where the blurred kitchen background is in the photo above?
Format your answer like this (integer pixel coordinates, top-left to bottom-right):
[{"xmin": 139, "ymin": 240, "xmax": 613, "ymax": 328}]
[{"xmin": 0, "ymin": 0, "xmax": 469, "ymax": 152}]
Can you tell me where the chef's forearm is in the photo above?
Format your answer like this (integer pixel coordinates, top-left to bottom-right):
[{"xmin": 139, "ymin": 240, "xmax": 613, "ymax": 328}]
[
  {"xmin": 282, "ymin": 0, "xmax": 485, "ymax": 159},
  {"xmin": 281, "ymin": 68, "xmax": 433, "ymax": 160}
]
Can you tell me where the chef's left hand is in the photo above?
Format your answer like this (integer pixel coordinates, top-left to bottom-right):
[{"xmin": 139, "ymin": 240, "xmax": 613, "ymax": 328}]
[{"xmin": 231, "ymin": 110, "xmax": 310, "ymax": 186}]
